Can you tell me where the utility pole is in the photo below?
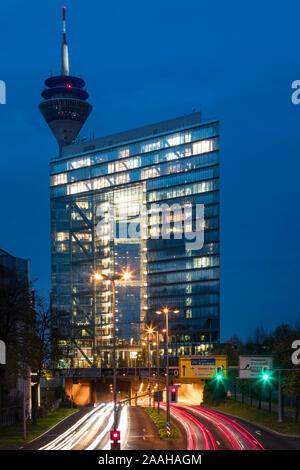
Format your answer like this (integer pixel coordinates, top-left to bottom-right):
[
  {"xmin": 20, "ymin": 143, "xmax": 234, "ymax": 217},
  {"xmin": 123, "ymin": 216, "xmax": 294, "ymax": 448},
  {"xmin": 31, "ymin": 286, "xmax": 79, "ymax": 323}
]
[
  {"xmin": 155, "ymin": 307, "xmax": 179, "ymax": 436},
  {"xmin": 148, "ymin": 335, "xmax": 151, "ymax": 407},
  {"xmin": 93, "ymin": 269, "xmax": 132, "ymax": 434},
  {"xmin": 112, "ymin": 279, "xmax": 117, "ymax": 429},
  {"xmin": 166, "ymin": 312, "xmax": 170, "ymax": 427},
  {"xmin": 23, "ymin": 372, "xmax": 27, "ymax": 439},
  {"xmin": 134, "ymin": 356, "xmax": 137, "ymax": 406},
  {"xmin": 278, "ymin": 370, "xmax": 282, "ymax": 423},
  {"xmin": 156, "ymin": 331, "xmax": 160, "ymax": 414}
]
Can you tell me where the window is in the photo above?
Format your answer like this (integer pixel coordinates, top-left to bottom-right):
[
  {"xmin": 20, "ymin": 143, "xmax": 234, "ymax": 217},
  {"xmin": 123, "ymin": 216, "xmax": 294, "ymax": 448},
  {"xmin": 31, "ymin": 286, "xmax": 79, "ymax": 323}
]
[
  {"xmin": 185, "ymin": 147, "xmax": 192, "ymax": 157},
  {"xmin": 166, "ymin": 135, "xmax": 180, "ymax": 146},
  {"xmin": 193, "ymin": 140, "xmax": 213, "ymax": 155},
  {"xmin": 141, "ymin": 140, "xmax": 161, "ymax": 153},
  {"xmin": 141, "ymin": 167, "xmax": 160, "ymax": 179},
  {"xmin": 67, "ymin": 181, "xmax": 91, "ymax": 195},
  {"xmin": 76, "ymin": 201, "xmax": 89, "ymax": 210},
  {"xmin": 68, "ymin": 157, "xmax": 91, "ymax": 170},
  {"xmin": 56, "ymin": 232, "xmax": 69, "ymax": 241},
  {"xmin": 119, "ymin": 148, "xmax": 130, "ymax": 158},
  {"xmin": 52, "ymin": 173, "xmax": 67, "ymax": 186},
  {"xmin": 186, "ymin": 309, "xmax": 192, "ymax": 319}
]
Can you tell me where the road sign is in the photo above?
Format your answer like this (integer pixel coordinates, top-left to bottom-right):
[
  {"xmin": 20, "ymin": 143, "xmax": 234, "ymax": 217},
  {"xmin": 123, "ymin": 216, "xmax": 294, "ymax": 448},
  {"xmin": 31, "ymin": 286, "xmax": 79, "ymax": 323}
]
[
  {"xmin": 169, "ymin": 367, "xmax": 179, "ymax": 377},
  {"xmin": 239, "ymin": 356, "xmax": 273, "ymax": 379},
  {"xmin": 179, "ymin": 356, "xmax": 227, "ymax": 379}
]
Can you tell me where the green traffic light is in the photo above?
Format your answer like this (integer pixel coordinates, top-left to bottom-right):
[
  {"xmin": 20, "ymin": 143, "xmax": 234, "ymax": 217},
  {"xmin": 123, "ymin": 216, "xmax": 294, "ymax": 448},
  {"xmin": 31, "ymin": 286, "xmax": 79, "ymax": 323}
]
[
  {"xmin": 263, "ymin": 374, "xmax": 269, "ymax": 381},
  {"xmin": 216, "ymin": 374, "xmax": 222, "ymax": 380}
]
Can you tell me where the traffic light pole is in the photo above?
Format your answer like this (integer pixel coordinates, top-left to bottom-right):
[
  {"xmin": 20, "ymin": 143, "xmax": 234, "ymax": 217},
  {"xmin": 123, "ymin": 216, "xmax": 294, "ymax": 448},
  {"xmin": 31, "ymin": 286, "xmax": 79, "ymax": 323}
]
[
  {"xmin": 156, "ymin": 331, "xmax": 160, "ymax": 415},
  {"xmin": 166, "ymin": 312, "xmax": 170, "ymax": 427},
  {"xmin": 112, "ymin": 279, "xmax": 117, "ymax": 430},
  {"xmin": 134, "ymin": 356, "xmax": 137, "ymax": 406},
  {"xmin": 148, "ymin": 335, "xmax": 151, "ymax": 407},
  {"xmin": 278, "ymin": 369, "xmax": 282, "ymax": 423},
  {"xmin": 23, "ymin": 373, "xmax": 27, "ymax": 439}
]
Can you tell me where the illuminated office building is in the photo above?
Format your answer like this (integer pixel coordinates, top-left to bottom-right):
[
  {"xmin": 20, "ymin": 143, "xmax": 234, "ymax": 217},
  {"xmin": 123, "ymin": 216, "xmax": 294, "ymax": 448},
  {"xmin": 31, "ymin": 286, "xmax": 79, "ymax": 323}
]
[{"xmin": 49, "ymin": 113, "xmax": 220, "ymax": 368}]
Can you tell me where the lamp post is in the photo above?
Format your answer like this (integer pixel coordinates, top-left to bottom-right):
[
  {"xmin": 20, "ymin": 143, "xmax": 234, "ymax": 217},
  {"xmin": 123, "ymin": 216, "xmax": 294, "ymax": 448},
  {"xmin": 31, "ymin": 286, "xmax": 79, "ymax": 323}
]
[
  {"xmin": 155, "ymin": 307, "xmax": 179, "ymax": 433},
  {"xmin": 93, "ymin": 269, "xmax": 132, "ymax": 431},
  {"xmin": 153, "ymin": 331, "xmax": 160, "ymax": 414},
  {"xmin": 144, "ymin": 327, "xmax": 154, "ymax": 407}
]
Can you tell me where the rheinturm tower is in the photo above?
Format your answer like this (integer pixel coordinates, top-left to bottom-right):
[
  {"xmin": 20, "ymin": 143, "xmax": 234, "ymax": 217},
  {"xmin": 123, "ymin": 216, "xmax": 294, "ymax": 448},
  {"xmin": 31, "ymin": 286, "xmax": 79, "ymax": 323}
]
[{"xmin": 39, "ymin": 7, "xmax": 92, "ymax": 155}]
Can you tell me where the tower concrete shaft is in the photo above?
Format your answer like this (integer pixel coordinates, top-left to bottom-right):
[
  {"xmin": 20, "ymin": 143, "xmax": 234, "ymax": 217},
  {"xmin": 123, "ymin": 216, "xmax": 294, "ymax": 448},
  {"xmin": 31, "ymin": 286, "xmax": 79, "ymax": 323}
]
[{"xmin": 39, "ymin": 7, "xmax": 92, "ymax": 155}]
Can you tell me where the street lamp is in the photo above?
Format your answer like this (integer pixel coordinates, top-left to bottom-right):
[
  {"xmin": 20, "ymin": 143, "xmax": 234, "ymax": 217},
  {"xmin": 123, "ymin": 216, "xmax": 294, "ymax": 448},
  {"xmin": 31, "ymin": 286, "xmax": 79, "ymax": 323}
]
[
  {"xmin": 151, "ymin": 330, "xmax": 161, "ymax": 413},
  {"xmin": 143, "ymin": 326, "xmax": 155, "ymax": 407},
  {"xmin": 155, "ymin": 306, "xmax": 179, "ymax": 435},
  {"xmin": 152, "ymin": 330, "xmax": 160, "ymax": 414},
  {"xmin": 93, "ymin": 269, "xmax": 132, "ymax": 431}
]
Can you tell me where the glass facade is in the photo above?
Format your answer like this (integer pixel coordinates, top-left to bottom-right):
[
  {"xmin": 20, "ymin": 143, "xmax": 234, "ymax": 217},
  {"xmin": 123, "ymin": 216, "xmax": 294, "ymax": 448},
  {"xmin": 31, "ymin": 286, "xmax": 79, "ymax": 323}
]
[{"xmin": 50, "ymin": 115, "xmax": 220, "ymax": 368}]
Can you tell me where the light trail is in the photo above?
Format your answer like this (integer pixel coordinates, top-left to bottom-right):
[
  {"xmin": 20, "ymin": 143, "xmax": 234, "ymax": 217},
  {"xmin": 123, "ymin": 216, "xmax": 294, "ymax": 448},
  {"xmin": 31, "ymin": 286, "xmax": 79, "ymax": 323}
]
[
  {"xmin": 194, "ymin": 406, "xmax": 265, "ymax": 450},
  {"xmin": 170, "ymin": 405, "xmax": 211, "ymax": 450},
  {"xmin": 206, "ymin": 429, "xmax": 218, "ymax": 450},
  {"xmin": 168, "ymin": 403, "xmax": 264, "ymax": 451},
  {"xmin": 85, "ymin": 404, "xmax": 114, "ymax": 450},
  {"xmin": 101, "ymin": 404, "xmax": 129, "ymax": 451},
  {"xmin": 183, "ymin": 405, "xmax": 240, "ymax": 450},
  {"xmin": 39, "ymin": 403, "xmax": 111, "ymax": 450},
  {"xmin": 175, "ymin": 404, "xmax": 264, "ymax": 450},
  {"xmin": 160, "ymin": 403, "xmax": 202, "ymax": 450}
]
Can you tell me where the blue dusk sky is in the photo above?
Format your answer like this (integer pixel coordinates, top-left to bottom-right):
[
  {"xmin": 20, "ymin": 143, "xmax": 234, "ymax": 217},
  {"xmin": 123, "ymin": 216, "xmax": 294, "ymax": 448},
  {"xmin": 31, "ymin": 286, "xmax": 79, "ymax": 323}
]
[{"xmin": 0, "ymin": 0, "xmax": 299, "ymax": 341}]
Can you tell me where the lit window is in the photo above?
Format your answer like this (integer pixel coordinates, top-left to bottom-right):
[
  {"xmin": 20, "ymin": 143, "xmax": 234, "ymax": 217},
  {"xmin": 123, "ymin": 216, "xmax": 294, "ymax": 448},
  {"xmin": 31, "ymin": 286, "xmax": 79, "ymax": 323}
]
[
  {"xmin": 74, "ymin": 232, "xmax": 92, "ymax": 241},
  {"xmin": 69, "ymin": 157, "xmax": 91, "ymax": 170},
  {"xmin": 193, "ymin": 140, "xmax": 213, "ymax": 155},
  {"xmin": 116, "ymin": 173, "xmax": 130, "ymax": 184},
  {"xmin": 141, "ymin": 167, "xmax": 160, "ymax": 179},
  {"xmin": 56, "ymin": 232, "xmax": 69, "ymax": 241},
  {"xmin": 167, "ymin": 135, "xmax": 180, "ymax": 146},
  {"xmin": 141, "ymin": 140, "xmax": 161, "ymax": 153},
  {"xmin": 56, "ymin": 243, "xmax": 68, "ymax": 252},
  {"xmin": 76, "ymin": 201, "xmax": 89, "ymax": 210},
  {"xmin": 186, "ymin": 309, "xmax": 192, "ymax": 319},
  {"xmin": 166, "ymin": 152, "xmax": 177, "ymax": 161},
  {"xmin": 52, "ymin": 173, "xmax": 67, "ymax": 186},
  {"xmin": 119, "ymin": 148, "xmax": 130, "ymax": 158}
]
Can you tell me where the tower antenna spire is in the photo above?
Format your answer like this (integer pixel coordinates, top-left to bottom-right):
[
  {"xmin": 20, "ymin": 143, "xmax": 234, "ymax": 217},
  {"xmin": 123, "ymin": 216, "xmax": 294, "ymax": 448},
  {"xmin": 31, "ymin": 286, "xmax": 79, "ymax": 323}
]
[
  {"xmin": 40, "ymin": 6, "xmax": 92, "ymax": 156},
  {"xmin": 61, "ymin": 6, "xmax": 69, "ymax": 76}
]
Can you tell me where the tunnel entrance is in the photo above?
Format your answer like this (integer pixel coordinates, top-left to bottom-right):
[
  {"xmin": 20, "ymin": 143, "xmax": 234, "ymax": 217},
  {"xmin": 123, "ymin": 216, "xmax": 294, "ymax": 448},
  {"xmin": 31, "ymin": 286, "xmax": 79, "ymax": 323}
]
[
  {"xmin": 178, "ymin": 383, "xmax": 205, "ymax": 405},
  {"xmin": 65, "ymin": 378, "xmax": 131, "ymax": 406}
]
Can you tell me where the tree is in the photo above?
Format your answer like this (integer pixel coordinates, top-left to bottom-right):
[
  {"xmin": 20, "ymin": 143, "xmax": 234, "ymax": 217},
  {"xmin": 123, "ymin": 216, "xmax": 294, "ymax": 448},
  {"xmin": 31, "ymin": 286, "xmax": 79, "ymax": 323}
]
[
  {"xmin": 203, "ymin": 378, "xmax": 226, "ymax": 405},
  {"xmin": 0, "ymin": 278, "xmax": 38, "ymax": 416},
  {"xmin": 283, "ymin": 370, "xmax": 300, "ymax": 421}
]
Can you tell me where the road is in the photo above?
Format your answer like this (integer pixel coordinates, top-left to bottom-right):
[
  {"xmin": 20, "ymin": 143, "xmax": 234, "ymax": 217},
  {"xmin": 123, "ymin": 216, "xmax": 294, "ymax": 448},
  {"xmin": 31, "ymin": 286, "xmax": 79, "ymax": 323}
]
[
  {"xmin": 168, "ymin": 404, "xmax": 300, "ymax": 450},
  {"xmin": 22, "ymin": 402, "xmax": 300, "ymax": 451},
  {"xmin": 122, "ymin": 406, "xmax": 186, "ymax": 450},
  {"xmin": 23, "ymin": 404, "xmax": 115, "ymax": 450}
]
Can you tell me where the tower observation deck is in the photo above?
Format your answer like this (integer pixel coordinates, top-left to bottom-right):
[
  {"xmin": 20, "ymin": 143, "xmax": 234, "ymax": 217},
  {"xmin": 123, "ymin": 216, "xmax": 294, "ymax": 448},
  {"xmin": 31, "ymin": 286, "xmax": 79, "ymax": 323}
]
[{"xmin": 39, "ymin": 7, "xmax": 92, "ymax": 155}]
